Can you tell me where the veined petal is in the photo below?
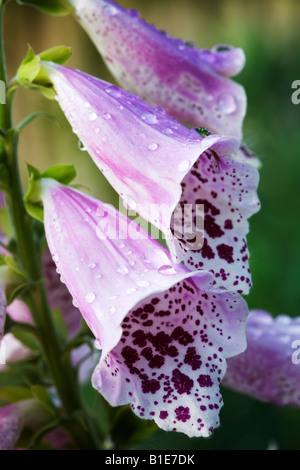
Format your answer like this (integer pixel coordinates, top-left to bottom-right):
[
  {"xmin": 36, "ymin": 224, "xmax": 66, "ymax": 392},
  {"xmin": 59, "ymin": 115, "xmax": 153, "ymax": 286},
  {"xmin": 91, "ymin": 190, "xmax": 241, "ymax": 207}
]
[
  {"xmin": 40, "ymin": 180, "xmax": 248, "ymax": 436},
  {"xmin": 0, "ymin": 400, "xmax": 51, "ymax": 450},
  {"xmin": 42, "ymin": 250, "xmax": 82, "ymax": 337},
  {"xmin": 71, "ymin": 0, "xmax": 246, "ymax": 138},
  {"xmin": 170, "ymin": 147, "xmax": 260, "ymax": 294},
  {"xmin": 46, "ymin": 63, "xmax": 239, "ymax": 238},
  {"xmin": 223, "ymin": 310, "xmax": 300, "ymax": 408},
  {"xmin": 92, "ymin": 279, "xmax": 247, "ymax": 437},
  {"xmin": 46, "ymin": 64, "xmax": 260, "ymax": 292}
]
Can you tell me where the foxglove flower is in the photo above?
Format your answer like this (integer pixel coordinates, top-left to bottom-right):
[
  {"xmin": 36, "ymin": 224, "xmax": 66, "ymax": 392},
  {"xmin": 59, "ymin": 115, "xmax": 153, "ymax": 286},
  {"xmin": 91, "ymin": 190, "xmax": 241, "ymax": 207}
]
[
  {"xmin": 70, "ymin": 0, "xmax": 246, "ymax": 138},
  {"xmin": 45, "ymin": 63, "xmax": 260, "ymax": 293},
  {"xmin": 223, "ymin": 310, "xmax": 300, "ymax": 408},
  {"xmin": 0, "ymin": 399, "xmax": 51, "ymax": 450},
  {"xmin": 38, "ymin": 178, "xmax": 248, "ymax": 437}
]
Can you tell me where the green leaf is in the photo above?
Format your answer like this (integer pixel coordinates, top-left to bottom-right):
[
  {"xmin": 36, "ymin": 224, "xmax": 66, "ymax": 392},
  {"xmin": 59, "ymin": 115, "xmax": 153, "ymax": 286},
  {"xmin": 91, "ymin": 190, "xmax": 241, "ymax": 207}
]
[
  {"xmin": 41, "ymin": 164, "xmax": 77, "ymax": 185},
  {"xmin": 17, "ymin": 45, "xmax": 72, "ymax": 99},
  {"xmin": 39, "ymin": 45, "xmax": 72, "ymax": 64},
  {"xmin": 0, "ymin": 386, "xmax": 33, "ymax": 404},
  {"xmin": 17, "ymin": 0, "xmax": 75, "ymax": 16},
  {"xmin": 31, "ymin": 385, "xmax": 57, "ymax": 416},
  {"xmin": 24, "ymin": 164, "xmax": 77, "ymax": 221}
]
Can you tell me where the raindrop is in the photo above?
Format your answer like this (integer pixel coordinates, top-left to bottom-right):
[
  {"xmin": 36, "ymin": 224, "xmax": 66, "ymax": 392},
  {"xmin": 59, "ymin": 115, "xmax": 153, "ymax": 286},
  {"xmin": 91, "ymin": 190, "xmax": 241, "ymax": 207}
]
[
  {"xmin": 104, "ymin": 4, "xmax": 118, "ymax": 16},
  {"xmin": 126, "ymin": 287, "xmax": 137, "ymax": 295},
  {"xmin": 103, "ymin": 113, "xmax": 112, "ymax": 120},
  {"xmin": 95, "ymin": 274, "xmax": 102, "ymax": 280},
  {"xmin": 117, "ymin": 265, "xmax": 129, "ymax": 275},
  {"xmin": 178, "ymin": 160, "xmax": 190, "ymax": 173},
  {"xmin": 148, "ymin": 143, "xmax": 159, "ymax": 151},
  {"xmin": 105, "ymin": 86, "xmax": 121, "ymax": 98},
  {"xmin": 137, "ymin": 280, "xmax": 150, "ymax": 288},
  {"xmin": 53, "ymin": 253, "xmax": 59, "ymax": 262},
  {"xmin": 158, "ymin": 265, "xmax": 178, "ymax": 275},
  {"xmin": 88, "ymin": 262, "xmax": 96, "ymax": 270},
  {"xmin": 89, "ymin": 112, "xmax": 98, "ymax": 122},
  {"xmin": 83, "ymin": 102, "xmax": 91, "ymax": 108},
  {"xmin": 141, "ymin": 112, "xmax": 158, "ymax": 124},
  {"xmin": 74, "ymin": 266, "xmax": 80, "ymax": 272},
  {"xmin": 218, "ymin": 93, "xmax": 237, "ymax": 115},
  {"xmin": 163, "ymin": 128, "xmax": 174, "ymax": 135},
  {"xmin": 72, "ymin": 299, "xmax": 79, "ymax": 308},
  {"xmin": 94, "ymin": 127, "xmax": 100, "ymax": 134},
  {"xmin": 85, "ymin": 292, "xmax": 96, "ymax": 304}
]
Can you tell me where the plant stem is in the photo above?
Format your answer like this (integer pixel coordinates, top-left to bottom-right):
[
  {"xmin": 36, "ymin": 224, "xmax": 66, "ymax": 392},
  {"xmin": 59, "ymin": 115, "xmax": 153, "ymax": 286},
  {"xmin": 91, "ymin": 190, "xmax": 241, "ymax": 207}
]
[{"xmin": 0, "ymin": 2, "xmax": 100, "ymax": 450}]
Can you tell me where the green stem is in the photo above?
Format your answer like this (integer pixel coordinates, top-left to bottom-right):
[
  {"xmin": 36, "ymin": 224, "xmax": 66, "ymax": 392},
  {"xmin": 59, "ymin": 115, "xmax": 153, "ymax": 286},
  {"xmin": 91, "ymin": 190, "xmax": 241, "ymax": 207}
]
[{"xmin": 0, "ymin": 2, "xmax": 100, "ymax": 450}]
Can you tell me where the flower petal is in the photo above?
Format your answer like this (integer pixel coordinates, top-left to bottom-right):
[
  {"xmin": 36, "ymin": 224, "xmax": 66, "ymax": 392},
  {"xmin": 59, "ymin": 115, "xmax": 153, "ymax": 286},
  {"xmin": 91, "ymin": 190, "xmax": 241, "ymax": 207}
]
[
  {"xmin": 92, "ymin": 276, "xmax": 248, "ymax": 437},
  {"xmin": 223, "ymin": 310, "xmax": 300, "ymax": 407},
  {"xmin": 46, "ymin": 63, "xmax": 239, "ymax": 238},
  {"xmin": 0, "ymin": 285, "xmax": 5, "ymax": 340},
  {"xmin": 72, "ymin": 0, "xmax": 246, "ymax": 137},
  {"xmin": 40, "ymin": 179, "xmax": 248, "ymax": 436},
  {"xmin": 42, "ymin": 250, "xmax": 82, "ymax": 337},
  {"xmin": 0, "ymin": 404, "xmax": 22, "ymax": 450},
  {"xmin": 41, "ymin": 179, "xmax": 210, "ymax": 356},
  {"xmin": 170, "ymin": 147, "xmax": 261, "ymax": 294}
]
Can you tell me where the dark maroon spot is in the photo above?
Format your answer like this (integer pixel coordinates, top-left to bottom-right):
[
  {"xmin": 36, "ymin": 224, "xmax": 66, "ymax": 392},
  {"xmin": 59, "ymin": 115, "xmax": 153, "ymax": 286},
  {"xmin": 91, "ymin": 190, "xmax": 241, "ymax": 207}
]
[
  {"xmin": 151, "ymin": 298, "xmax": 161, "ymax": 305},
  {"xmin": 142, "ymin": 378, "xmax": 160, "ymax": 394},
  {"xmin": 144, "ymin": 303, "xmax": 155, "ymax": 313},
  {"xmin": 175, "ymin": 406, "xmax": 191, "ymax": 423},
  {"xmin": 149, "ymin": 355, "xmax": 165, "ymax": 369},
  {"xmin": 172, "ymin": 369, "xmax": 194, "ymax": 395},
  {"xmin": 159, "ymin": 411, "xmax": 168, "ymax": 420},
  {"xmin": 141, "ymin": 347, "xmax": 153, "ymax": 360},
  {"xmin": 132, "ymin": 330, "xmax": 147, "ymax": 347},
  {"xmin": 184, "ymin": 347, "xmax": 202, "ymax": 370},
  {"xmin": 224, "ymin": 219, "xmax": 233, "ymax": 230},
  {"xmin": 172, "ymin": 326, "xmax": 194, "ymax": 346},
  {"xmin": 205, "ymin": 215, "xmax": 224, "ymax": 239},
  {"xmin": 201, "ymin": 239, "xmax": 215, "ymax": 260},
  {"xmin": 216, "ymin": 244, "xmax": 234, "ymax": 264},
  {"xmin": 121, "ymin": 346, "xmax": 139, "ymax": 366},
  {"xmin": 197, "ymin": 374, "xmax": 213, "ymax": 388}
]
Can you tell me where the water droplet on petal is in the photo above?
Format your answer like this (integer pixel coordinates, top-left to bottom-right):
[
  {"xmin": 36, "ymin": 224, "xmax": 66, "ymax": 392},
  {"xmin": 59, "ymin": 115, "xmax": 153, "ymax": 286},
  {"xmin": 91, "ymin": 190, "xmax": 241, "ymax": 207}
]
[
  {"xmin": 117, "ymin": 265, "xmax": 129, "ymax": 275},
  {"xmin": 148, "ymin": 143, "xmax": 159, "ymax": 151},
  {"xmin": 141, "ymin": 112, "xmax": 158, "ymax": 124},
  {"xmin": 178, "ymin": 160, "xmax": 191, "ymax": 173},
  {"xmin": 218, "ymin": 93, "xmax": 237, "ymax": 114},
  {"xmin": 103, "ymin": 113, "xmax": 112, "ymax": 120},
  {"xmin": 104, "ymin": 4, "xmax": 118, "ymax": 16},
  {"xmin": 85, "ymin": 292, "xmax": 96, "ymax": 304},
  {"xmin": 83, "ymin": 102, "xmax": 91, "ymax": 108},
  {"xmin": 89, "ymin": 112, "xmax": 97, "ymax": 122},
  {"xmin": 88, "ymin": 262, "xmax": 96, "ymax": 269},
  {"xmin": 95, "ymin": 274, "xmax": 102, "ymax": 280},
  {"xmin": 53, "ymin": 253, "xmax": 59, "ymax": 262},
  {"xmin": 72, "ymin": 299, "xmax": 79, "ymax": 308},
  {"xmin": 158, "ymin": 265, "xmax": 178, "ymax": 275},
  {"xmin": 109, "ymin": 306, "xmax": 116, "ymax": 314},
  {"xmin": 94, "ymin": 127, "xmax": 100, "ymax": 134},
  {"xmin": 163, "ymin": 128, "xmax": 173, "ymax": 135},
  {"xmin": 105, "ymin": 85, "xmax": 121, "ymax": 98},
  {"xmin": 126, "ymin": 287, "xmax": 137, "ymax": 295},
  {"xmin": 137, "ymin": 280, "xmax": 150, "ymax": 288}
]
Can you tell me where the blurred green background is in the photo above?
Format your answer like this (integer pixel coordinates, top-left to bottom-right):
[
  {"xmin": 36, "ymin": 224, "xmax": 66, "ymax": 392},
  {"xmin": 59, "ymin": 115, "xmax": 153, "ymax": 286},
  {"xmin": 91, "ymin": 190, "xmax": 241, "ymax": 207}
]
[{"xmin": 3, "ymin": 0, "xmax": 300, "ymax": 450}]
